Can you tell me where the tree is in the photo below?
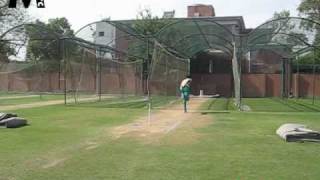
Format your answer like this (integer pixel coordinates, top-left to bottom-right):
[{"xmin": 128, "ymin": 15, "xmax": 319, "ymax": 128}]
[
  {"xmin": 133, "ymin": 9, "xmax": 170, "ymax": 36},
  {"xmin": 128, "ymin": 8, "xmax": 173, "ymax": 61},
  {"xmin": 0, "ymin": 0, "xmax": 29, "ymax": 36},
  {"xmin": 298, "ymin": 0, "xmax": 320, "ymax": 22},
  {"xmin": 268, "ymin": 11, "xmax": 308, "ymax": 54},
  {"xmin": 298, "ymin": 0, "xmax": 320, "ymax": 45},
  {"xmin": 0, "ymin": 42, "xmax": 14, "ymax": 62},
  {"xmin": 26, "ymin": 17, "xmax": 75, "ymax": 61},
  {"xmin": 298, "ymin": 0, "xmax": 320, "ymax": 64},
  {"xmin": 0, "ymin": 0, "xmax": 29, "ymax": 62},
  {"xmin": 25, "ymin": 18, "xmax": 77, "ymax": 72},
  {"xmin": 272, "ymin": 10, "xmax": 290, "ymax": 19}
]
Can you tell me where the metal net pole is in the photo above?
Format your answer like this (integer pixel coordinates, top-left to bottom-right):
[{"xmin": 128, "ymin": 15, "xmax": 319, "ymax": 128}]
[
  {"xmin": 63, "ymin": 39, "xmax": 67, "ymax": 105},
  {"xmin": 312, "ymin": 49, "xmax": 316, "ymax": 105},
  {"xmin": 99, "ymin": 47, "xmax": 102, "ymax": 101},
  {"xmin": 231, "ymin": 39, "xmax": 241, "ymax": 110}
]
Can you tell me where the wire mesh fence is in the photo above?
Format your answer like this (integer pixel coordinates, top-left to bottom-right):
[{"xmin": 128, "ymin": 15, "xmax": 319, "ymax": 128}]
[
  {"xmin": 0, "ymin": 17, "xmax": 320, "ymax": 112},
  {"xmin": 147, "ymin": 40, "xmax": 190, "ymax": 110},
  {"xmin": 0, "ymin": 24, "xmax": 64, "ymax": 107},
  {"xmin": 241, "ymin": 17, "xmax": 320, "ymax": 110},
  {"xmin": 64, "ymin": 40, "xmax": 145, "ymax": 105}
]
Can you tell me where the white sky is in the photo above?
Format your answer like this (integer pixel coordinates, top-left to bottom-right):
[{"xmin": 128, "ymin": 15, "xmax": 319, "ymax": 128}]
[{"xmin": 29, "ymin": 0, "xmax": 302, "ymax": 31}]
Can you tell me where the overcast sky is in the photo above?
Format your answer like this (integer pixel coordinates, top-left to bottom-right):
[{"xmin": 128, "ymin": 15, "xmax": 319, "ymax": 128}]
[{"xmin": 29, "ymin": 0, "xmax": 302, "ymax": 30}]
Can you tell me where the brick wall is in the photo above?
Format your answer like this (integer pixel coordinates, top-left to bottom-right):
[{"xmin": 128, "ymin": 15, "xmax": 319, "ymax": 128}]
[
  {"xmin": 0, "ymin": 71, "xmax": 142, "ymax": 95},
  {"xmin": 292, "ymin": 74, "xmax": 320, "ymax": 97},
  {"xmin": 191, "ymin": 74, "xmax": 232, "ymax": 97},
  {"xmin": 1, "ymin": 72, "xmax": 319, "ymax": 98},
  {"xmin": 242, "ymin": 74, "xmax": 320, "ymax": 98},
  {"xmin": 265, "ymin": 74, "xmax": 282, "ymax": 97},
  {"xmin": 188, "ymin": 4, "xmax": 215, "ymax": 17},
  {"xmin": 242, "ymin": 74, "xmax": 266, "ymax": 97}
]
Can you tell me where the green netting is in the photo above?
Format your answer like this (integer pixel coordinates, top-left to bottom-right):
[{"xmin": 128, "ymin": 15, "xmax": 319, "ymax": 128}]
[
  {"xmin": 155, "ymin": 19, "xmax": 234, "ymax": 58},
  {"xmin": 1, "ymin": 17, "xmax": 320, "ymax": 110},
  {"xmin": 241, "ymin": 17, "xmax": 320, "ymax": 107},
  {"xmin": 74, "ymin": 21, "xmax": 147, "ymax": 60},
  {"xmin": 0, "ymin": 24, "xmax": 63, "ymax": 98},
  {"xmin": 245, "ymin": 18, "xmax": 320, "ymax": 58},
  {"xmin": 0, "ymin": 24, "xmax": 60, "ymax": 92},
  {"xmin": 64, "ymin": 39, "xmax": 144, "ymax": 105},
  {"xmin": 149, "ymin": 40, "xmax": 189, "ymax": 98},
  {"xmin": 0, "ymin": 61, "xmax": 59, "ymax": 94}
]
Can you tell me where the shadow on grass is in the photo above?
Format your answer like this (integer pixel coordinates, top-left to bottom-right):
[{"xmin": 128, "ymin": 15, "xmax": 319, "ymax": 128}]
[
  {"xmin": 207, "ymin": 99, "xmax": 217, "ymax": 110},
  {"xmin": 289, "ymin": 100, "xmax": 320, "ymax": 112},
  {"xmin": 271, "ymin": 98, "xmax": 309, "ymax": 112},
  {"xmin": 202, "ymin": 98, "xmax": 233, "ymax": 111},
  {"xmin": 66, "ymin": 97, "xmax": 180, "ymax": 109},
  {"xmin": 201, "ymin": 111, "xmax": 231, "ymax": 115}
]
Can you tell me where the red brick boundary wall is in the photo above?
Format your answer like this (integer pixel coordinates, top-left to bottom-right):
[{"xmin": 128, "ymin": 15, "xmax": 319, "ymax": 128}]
[
  {"xmin": 242, "ymin": 74, "xmax": 320, "ymax": 97},
  {"xmin": 0, "ymin": 72, "xmax": 142, "ymax": 95},
  {"xmin": 292, "ymin": 74, "xmax": 320, "ymax": 97},
  {"xmin": 242, "ymin": 74, "xmax": 282, "ymax": 97},
  {"xmin": 1, "ymin": 73, "xmax": 319, "ymax": 98},
  {"xmin": 191, "ymin": 74, "xmax": 233, "ymax": 97},
  {"xmin": 191, "ymin": 73, "xmax": 320, "ymax": 98}
]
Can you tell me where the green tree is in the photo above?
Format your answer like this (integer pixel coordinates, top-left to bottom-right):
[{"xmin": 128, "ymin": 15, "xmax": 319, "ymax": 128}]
[
  {"xmin": 133, "ymin": 9, "xmax": 170, "ymax": 36},
  {"xmin": 298, "ymin": 0, "xmax": 320, "ymax": 46},
  {"xmin": 273, "ymin": 10, "xmax": 290, "ymax": 19},
  {"xmin": 26, "ymin": 18, "xmax": 78, "ymax": 72},
  {"xmin": 128, "ymin": 8, "xmax": 174, "ymax": 61},
  {"xmin": 268, "ymin": 11, "xmax": 308, "ymax": 56},
  {"xmin": 297, "ymin": 0, "xmax": 320, "ymax": 64},
  {"xmin": 298, "ymin": 0, "xmax": 320, "ymax": 22},
  {"xmin": 0, "ymin": 0, "xmax": 29, "ymax": 62},
  {"xmin": 26, "ymin": 18, "xmax": 75, "ymax": 61},
  {"xmin": 0, "ymin": 43, "xmax": 14, "ymax": 63}
]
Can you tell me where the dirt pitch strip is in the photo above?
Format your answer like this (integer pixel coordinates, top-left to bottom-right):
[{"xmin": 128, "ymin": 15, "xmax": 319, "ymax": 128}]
[{"xmin": 111, "ymin": 97, "xmax": 213, "ymax": 143}]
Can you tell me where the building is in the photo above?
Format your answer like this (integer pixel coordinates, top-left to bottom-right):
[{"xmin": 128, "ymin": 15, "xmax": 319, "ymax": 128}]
[
  {"xmin": 163, "ymin": 10, "xmax": 175, "ymax": 18},
  {"xmin": 188, "ymin": 4, "xmax": 215, "ymax": 17},
  {"xmin": 94, "ymin": 19, "xmax": 116, "ymax": 59}
]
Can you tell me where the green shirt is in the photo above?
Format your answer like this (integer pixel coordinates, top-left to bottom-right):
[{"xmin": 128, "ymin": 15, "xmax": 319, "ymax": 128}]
[{"xmin": 181, "ymin": 85, "xmax": 191, "ymax": 101}]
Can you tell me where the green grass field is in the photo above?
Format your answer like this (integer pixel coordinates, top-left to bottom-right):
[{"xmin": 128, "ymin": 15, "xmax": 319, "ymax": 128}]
[
  {"xmin": 242, "ymin": 98, "xmax": 320, "ymax": 112},
  {"xmin": 200, "ymin": 97, "xmax": 236, "ymax": 111},
  {"xmin": 1, "ymin": 97, "xmax": 320, "ymax": 179}
]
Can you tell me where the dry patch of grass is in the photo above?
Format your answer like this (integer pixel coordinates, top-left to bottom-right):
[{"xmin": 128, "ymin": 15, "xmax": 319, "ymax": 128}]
[
  {"xmin": 110, "ymin": 98, "xmax": 213, "ymax": 145},
  {"xmin": 162, "ymin": 114, "xmax": 213, "ymax": 145}
]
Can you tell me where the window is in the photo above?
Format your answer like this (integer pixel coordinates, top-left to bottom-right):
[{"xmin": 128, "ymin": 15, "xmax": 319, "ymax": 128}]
[{"xmin": 98, "ymin": 31, "xmax": 105, "ymax": 37}]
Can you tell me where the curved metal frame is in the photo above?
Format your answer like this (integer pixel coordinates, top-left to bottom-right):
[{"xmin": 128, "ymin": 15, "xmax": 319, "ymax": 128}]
[
  {"xmin": 2, "ymin": 17, "xmax": 318, "ymax": 61},
  {"xmin": 248, "ymin": 32, "xmax": 318, "ymax": 49},
  {"xmin": 248, "ymin": 44, "xmax": 313, "ymax": 60},
  {"xmin": 62, "ymin": 36, "xmax": 146, "ymax": 61},
  {"xmin": 171, "ymin": 33, "xmax": 233, "ymax": 49},
  {"xmin": 180, "ymin": 41, "xmax": 233, "ymax": 57},
  {"xmin": 0, "ymin": 23, "xmax": 62, "ymax": 40},
  {"xmin": 155, "ymin": 18, "xmax": 235, "ymax": 39},
  {"xmin": 153, "ymin": 18, "xmax": 235, "ymax": 58},
  {"xmin": 246, "ymin": 17, "xmax": 320, "ymax": 38}
]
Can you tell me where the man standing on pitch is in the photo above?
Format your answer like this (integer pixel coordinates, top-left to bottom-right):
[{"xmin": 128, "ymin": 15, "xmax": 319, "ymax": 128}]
[{"xmin": 180, "ymin": 76, "xmax": 192, "ymax": 113}]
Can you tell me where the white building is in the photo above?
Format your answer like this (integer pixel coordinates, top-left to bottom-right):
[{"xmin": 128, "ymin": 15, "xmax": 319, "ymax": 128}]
[{"xmin": 94, "ymin": 21, "xmax": 116, "ymax": 59}]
